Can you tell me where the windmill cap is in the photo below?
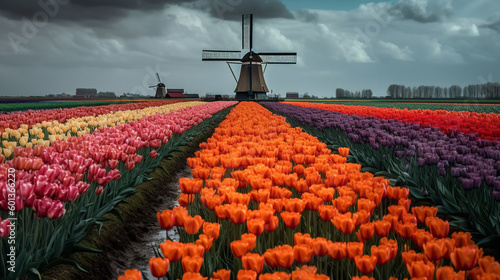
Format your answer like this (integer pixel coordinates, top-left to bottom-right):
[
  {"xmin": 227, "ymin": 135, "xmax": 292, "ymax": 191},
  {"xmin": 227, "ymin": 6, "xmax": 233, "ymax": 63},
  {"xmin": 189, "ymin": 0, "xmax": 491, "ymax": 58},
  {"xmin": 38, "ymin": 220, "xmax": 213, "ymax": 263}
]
[{"xmin": 241, "ymin": 52, "xmax": 263, "ymax": 62}]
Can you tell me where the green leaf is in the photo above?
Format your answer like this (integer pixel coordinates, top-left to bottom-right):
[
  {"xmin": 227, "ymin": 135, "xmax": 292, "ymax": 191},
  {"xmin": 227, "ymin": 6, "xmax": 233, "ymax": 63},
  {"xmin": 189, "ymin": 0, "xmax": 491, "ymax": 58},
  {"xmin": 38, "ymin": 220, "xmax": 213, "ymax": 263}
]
[
  {"xmin": 45, "ymin": 258, "xmax": 89, "ymax": 273},
  {"xmin": 28, "ymin": 268, "xmax": 41, "ymax": 280},
  {"xmin": 110, "ymin": 208, "xmax": 126, "ymax": 224},
  {"xmin": 72, "ymin": 245, "xmax": 103, "ymax": 253}
]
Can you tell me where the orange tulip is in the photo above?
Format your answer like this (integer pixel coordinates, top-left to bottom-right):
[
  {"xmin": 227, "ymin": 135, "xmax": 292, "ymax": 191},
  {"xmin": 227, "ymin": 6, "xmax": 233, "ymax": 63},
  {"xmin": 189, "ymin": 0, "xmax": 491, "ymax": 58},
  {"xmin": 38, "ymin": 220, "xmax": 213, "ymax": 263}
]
[
  {"xmin": 356, "ymin": 210, "xmax": 371, "ymax": 226},
  {"xmin": 358, "ymin": 222, "xmax": 375, "ymax": 241},
  {"xmin": 181, "ymin": 255, "xmax": 203, "ymax": 273},
  {"xmin": 160, "ymin": 240, "xmax": 184, "ymax": 262},
  {"xmin": 371, "ymin": 245, "xmax": 392, "ymax": 265},
  {"xmin": 452, "ymin": 232, "xmax": 473, "ymax": 247},
  {"xmin": 347, "ymin": 242, "xmax": 364, "ymax": 261},
  {"xmin": 312, "ymin": 237, "xmax": 330, "ymax": 257},
  {"xmin": 318, "ymin": 205, "xmax": 339, "ymax": 222},
  {"xmin": 328, "ymin": 242, "xmax": 347, "ymax": 260},
  {"xmin": 264, "ymin": 245, "xmax": 294, "ymax": 269},
  {"xmin": 426, "ymin": 217, "xmax": 449, "ymax": 239},
  {"xmin": 281, "ymin": 211, "xmax": 301, "ymax": 228},
  {"xmin": 318, "ymin": 187, "xmax": 335, "ymax": 202},
  {"xmin": 358, "ymin": 198, "xmax": 376, "ymax": 214},
  {"xmin": 196, "ymin": 234, "xmax": 213, "ymax": 252},
  {"xmin": 406, "ymin": 260, "xmax": 435, "ymax": 279},
  {"xmin": 203, "ymin": 222, "xmax": 220, "ymax": 240},
  {"xmin": 247, "ymin": 218, "xmax": 265, "ymax": 236},
  {"xmin": 201, "ymin": 194, "xmax": 223, "ymax": 210},
  {"xmin": 293, "ymin": 164, "xmax": 305, "ymax": 177},
  {"xmin": 231, "ymin": 240, "xmax": 250, "ymax": 258},
  {"xmin": 412, "ymin": 229, "xmax": 434, "ymax": 249},
  {"xmin": 373, "ymin": 220, "xmax": 391, "ymax": 237},
  {"xmin": 227, "ymin": 204, "xmax": 247, "ymax": 224},
  {"xmin": 172, "ymin": 206, "xmax": 188, "ymax": 227},
  {"xmin": 294, "ymin": 232, "xmax": 313, "ymax": 247},
  {"xmin": 388, "ymin": 205, "xmax": 407, "ymax": 221},
  {"xmin": 436, "ymin": 266, "xmax": 465, "ymax": 280},
  {"xmin": 181, "ymin": 272, "xmax": 207, "ymax": 280},
  {"xmin": 450, "ymin": 245, "xmax": 481, "ymax": 271},
  {"xmin": 149, "ymin": 257, "xmax": 169, "ymax": 278},
  {"xmin": 387, "ymin": 186, "xmax": 409, "ymax": 200},
  {"xmin": 283, "ymin": 198, "xmax": 306, "ymax": 212},
  {"xmin": 179, "ymin": 178, "xmax": 203, "ymax": 194},
  {"xmin": 395, "ymin": 222, "xmax": 417, "ymax": 239},
  {"xmin": 423, "ymin": 239, "xmax": 447, "ymax": 262},
  {"xmin": 355, "ymin": 255, "xmax": 378, "ymax": 274},
  {"xmin": 294, "ymin": 244, "xmax": 314, "ymax": 264},
  {"xmin": 402, "ymin": 250, "xmax": 425, "ymax": 265},
  {"xmin": 398, "ymin": 198, "xmax": 411, "ymax": 212},
  {"xmin": 294, "ymin": 179, "xmax": 309, "ymax": 193},
  {"xmin": 157, "ymin": 209, "xmax": 175, "ymax": 230},
  {"xmin": 237, "ymin": 270, "xmax": 257, "ymax": 280},
  {"xmin": 242, "ymin": 253, "xmax": 265, "ymax": 274},
  {"xmin": 338, "ymin": 147, "xmax": 349, "ymax": 157},
  {"xmin": 182, "ymin": 243, "xmax": 205, "ymax": 258},
  {"xmin": 212, "ymin": 269, "xmax": 231, "ymax": 280},
  {"xmin": 264, "ymin": 215, "xmax": 279, "ymax": 232},
  {"xmin": 412, "ymin": 206, "xmax": 438, "ymax": 224},
  {"xmin": 117, "ymin": 269, "xmax": 142, "ymax": 280},
  {"xmin": 259, "ymin": 272, "xmax": 290, "ymax": 280},
  {"xmin": 192, "ymin": 167, "xmax": 210, "ymax": 180},
  {"xmin": 332, "ymin": 212, "xmax": 358, "ymax": 234},
  {"xmin": 333, "ymin": 196, "xmax": 353, "ymax": 213},
  {"xmin": 380, "ymin": 238, "xmax": 398, "ymax": 260},
  {"xmin": 178, "ymin": 193, "xmax": 194, "ymax": 207},
  {"xmin": 351, "ymin": 277, "xmax": 374, "ymax": 280},
  {"xmin": 215, "ymin": 205, "xmax": 229, "ymax": 220},
  {"xmin": 241, "ymin": 233, "xmax": 257, "ymax": 251},
  {"xmin": 183, "ymin": 215, "xmax": 204, "ymax": 235},
  {"xmin": 292, "ymin": 154, "xmax": 304, "ymax": 164}
]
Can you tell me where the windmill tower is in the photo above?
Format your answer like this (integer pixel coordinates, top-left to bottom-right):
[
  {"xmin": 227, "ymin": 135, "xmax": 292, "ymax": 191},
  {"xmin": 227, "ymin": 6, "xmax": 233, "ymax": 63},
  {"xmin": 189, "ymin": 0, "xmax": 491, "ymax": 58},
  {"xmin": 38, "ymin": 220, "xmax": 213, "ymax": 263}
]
[
  {"xmin": 150, "ymin": 73, "xmax": 167, "ymax": 98},
  {"xmin": 202, "ymin": 14, "xmax": 297, "ymax": 100}
]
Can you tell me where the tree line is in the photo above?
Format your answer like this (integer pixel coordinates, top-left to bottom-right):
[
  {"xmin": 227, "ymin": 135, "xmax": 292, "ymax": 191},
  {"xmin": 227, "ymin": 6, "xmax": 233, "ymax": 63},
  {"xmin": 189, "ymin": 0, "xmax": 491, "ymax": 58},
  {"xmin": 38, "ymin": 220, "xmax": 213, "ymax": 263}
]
[
  {"xmin": 386, "ymin": 83, "xmax": 500, "ymax": 99},
  {"xmin": 336, "ymin": 88, "xmax": 373, "ymax": 99}
]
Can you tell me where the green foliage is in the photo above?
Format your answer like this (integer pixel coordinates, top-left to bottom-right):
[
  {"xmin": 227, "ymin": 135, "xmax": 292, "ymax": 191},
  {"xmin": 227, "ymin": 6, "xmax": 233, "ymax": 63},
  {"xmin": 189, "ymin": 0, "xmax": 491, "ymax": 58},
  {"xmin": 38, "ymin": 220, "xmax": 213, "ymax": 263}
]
[{"xmin": 0, "ymin": 100, "xmax": 137, "ymax": 112}]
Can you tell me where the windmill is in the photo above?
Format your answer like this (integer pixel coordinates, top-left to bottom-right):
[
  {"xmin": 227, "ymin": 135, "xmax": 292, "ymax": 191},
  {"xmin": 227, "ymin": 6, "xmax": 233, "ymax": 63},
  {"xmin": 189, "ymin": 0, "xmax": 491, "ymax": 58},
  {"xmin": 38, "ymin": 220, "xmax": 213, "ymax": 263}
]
[
  {"xmin": 150, "ymin": 73, "xmax": 167, "ymax": 98},
  {"xmin": 202, "ymin": 14, "xmax": 297, "ymax": 100}
]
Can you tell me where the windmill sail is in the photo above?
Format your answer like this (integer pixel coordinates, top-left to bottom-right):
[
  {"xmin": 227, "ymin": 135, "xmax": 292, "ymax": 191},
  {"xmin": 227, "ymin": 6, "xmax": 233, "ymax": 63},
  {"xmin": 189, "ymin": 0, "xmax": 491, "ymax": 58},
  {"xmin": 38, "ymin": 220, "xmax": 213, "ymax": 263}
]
[
  {"xmin": 259, "ymin": 52, "xmax": 297, "ymax": 64},
  {"xmin": 242, "ymin": 14, "xmax": 253, "ymax": 50},
  {"xmin": 202, "ymin": 50, "xmax": 242, "ymax": 61}
]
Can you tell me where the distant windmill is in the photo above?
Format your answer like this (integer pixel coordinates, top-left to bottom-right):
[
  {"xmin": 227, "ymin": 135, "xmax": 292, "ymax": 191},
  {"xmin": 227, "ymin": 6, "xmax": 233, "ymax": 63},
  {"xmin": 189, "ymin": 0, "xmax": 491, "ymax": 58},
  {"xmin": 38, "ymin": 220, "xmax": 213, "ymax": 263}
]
[
  {"xmin": 150, "ymin": 73, "xmax": 167, "ymax": 98},
  {"xmin": 202, "ymin": 14, "xmax": 297, "ymax": 100}
]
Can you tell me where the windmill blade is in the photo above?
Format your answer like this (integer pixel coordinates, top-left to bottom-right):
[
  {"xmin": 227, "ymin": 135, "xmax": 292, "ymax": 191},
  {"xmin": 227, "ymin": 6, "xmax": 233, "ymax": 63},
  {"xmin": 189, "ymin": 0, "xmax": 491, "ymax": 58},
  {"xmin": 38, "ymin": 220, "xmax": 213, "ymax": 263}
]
[
  {"xmin": 259, "ymin": 52, "xmax": 297, "ymax": 64},
  {"xmin": 202, "ymin": 50, "xmax": 242, "ymax": 61},
  {"xmin": 242, "ymin": 14, "xmax": 253, "ymax": 50},
  {"xmin": 156, "ymin": 73, "xmax": 161, "ymax": 83},
  {"xmin": 149, "ymin": 85, "xmax": 157, "ymax": 88}
]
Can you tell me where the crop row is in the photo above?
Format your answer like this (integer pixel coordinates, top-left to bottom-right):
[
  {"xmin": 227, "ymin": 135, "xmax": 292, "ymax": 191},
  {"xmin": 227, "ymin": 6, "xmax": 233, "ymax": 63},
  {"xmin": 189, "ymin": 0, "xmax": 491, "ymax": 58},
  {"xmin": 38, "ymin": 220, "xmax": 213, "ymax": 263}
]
[
  {"xmin": 0, "ymin": 101, "xmax": 203, "ymax": 158},
  {"xmin": 0, "ymin": 101, "xmax": 237, "ymax": 279},
  {"xmin": 119, "ymin": 102, "xmax": 499, "ymax": 280},
  {"xmin": 284, "ymin": 102, "xmax": 500, "ymax": 141}
]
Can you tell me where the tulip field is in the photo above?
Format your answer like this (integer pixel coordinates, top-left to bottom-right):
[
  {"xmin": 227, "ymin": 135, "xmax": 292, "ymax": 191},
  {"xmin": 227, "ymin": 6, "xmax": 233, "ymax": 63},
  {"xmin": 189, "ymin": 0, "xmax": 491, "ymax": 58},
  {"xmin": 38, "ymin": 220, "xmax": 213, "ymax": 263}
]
[{"xmin": 1, "ymin": 100, "xmax": 500, "ymax": 280}]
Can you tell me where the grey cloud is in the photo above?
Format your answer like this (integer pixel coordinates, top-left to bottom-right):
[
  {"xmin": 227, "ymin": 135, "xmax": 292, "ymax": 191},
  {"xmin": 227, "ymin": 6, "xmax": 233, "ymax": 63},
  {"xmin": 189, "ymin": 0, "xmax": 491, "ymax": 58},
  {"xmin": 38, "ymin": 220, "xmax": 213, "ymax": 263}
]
[
  {"xmin": 207, "ymin": 0, "xmax": 294, "ymax": 21},
  {"xmin": 480, "ymin": 16, "xmax": 500, "ymax": 33},
  {"xmin": 0, "ymin": 0, "xmax": 195, "ymax": 22},
  {"xmin": 295, "ymin": 9, "xmax": 319, "ymax": 23},
  {"xmin": 388, "ymin": 0, "xmax": 454, "ymax": 23}
]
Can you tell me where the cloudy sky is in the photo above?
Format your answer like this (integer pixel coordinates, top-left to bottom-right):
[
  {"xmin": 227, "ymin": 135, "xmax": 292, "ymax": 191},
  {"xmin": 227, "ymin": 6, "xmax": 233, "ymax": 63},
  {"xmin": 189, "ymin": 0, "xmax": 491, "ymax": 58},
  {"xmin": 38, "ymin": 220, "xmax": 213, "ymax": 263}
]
[{"xmin": 0, "ymin": 0, "xmax": 499, "ymax": 97}]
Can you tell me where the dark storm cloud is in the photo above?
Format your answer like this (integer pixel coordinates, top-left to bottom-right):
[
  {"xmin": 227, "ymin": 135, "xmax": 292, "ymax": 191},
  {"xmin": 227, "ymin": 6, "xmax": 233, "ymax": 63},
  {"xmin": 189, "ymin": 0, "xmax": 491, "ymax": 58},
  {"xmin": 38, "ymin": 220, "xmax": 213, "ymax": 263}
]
[
  {"xmin": 295, "ymin": 9, "xmax": 319, "ymax": 23},
  {"xmin": 207, "ymin": 0, "xmax": 294, "ymax": 21},
  {"xmin": 480, "ymin": 17, "xmax": 500, "ymax": 33},
  {"xmin": 388, "ymin": 0, "xmax": 454, "ymax": 23},
  {"xmin": 0, "ymin": 0, "xmax": 194, "ymax": 22}
]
